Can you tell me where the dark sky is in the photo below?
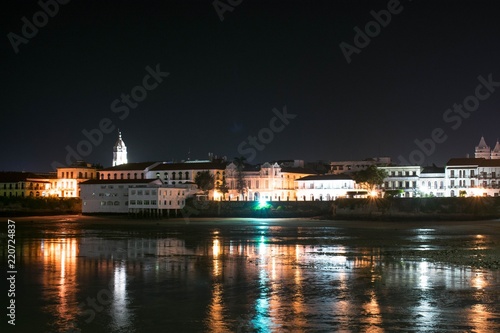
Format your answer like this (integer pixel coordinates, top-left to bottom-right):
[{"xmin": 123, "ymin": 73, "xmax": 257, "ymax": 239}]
[{"xmin": 1, "ymin": 0, "xmax": 499, "ymax": 172}]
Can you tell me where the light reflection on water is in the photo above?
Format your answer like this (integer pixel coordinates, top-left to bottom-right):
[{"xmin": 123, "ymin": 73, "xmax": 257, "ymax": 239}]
[{"xmin": 11, "ymin": 226, "xmax": 500, "ymax": 332}]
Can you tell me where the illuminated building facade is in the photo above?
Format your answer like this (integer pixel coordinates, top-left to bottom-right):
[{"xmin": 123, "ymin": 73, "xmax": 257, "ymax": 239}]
[
  {"xmin": 112, "ymin": 130, "xmax": 128, "ymax": 166},
  {"xmin": 295, "ymin": 174, "xmax": 359, "ymax": 201},
  {"xmin": 147, "ymin": 160, "xmax": 227, "ymax": 200},
  {"xmin": 0, "ymin": 172, "xmax": 52, "ymax": 197},
  {"xmin": 52, "ymin": 161, "xmax": 98, "ymax": 197},
  {"xmin": 446, "ymin": 158, "xmax": 500, "ymax": 197},
  {"xmin": 379, "ymin": 165, "xmax": 421, "ymax": 198},
  {"xmin": 224, "ymin": 161, "xmax": 316, "ymax": 201},
  {"xmin": 418, "ymin": 165, "xmax": 446, "ymax": 197}
]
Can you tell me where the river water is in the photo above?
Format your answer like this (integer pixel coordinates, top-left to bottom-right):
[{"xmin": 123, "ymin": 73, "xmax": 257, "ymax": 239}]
[{"xmin": 3, "ymin": 216, "xmax": 500, "ymax": 332}]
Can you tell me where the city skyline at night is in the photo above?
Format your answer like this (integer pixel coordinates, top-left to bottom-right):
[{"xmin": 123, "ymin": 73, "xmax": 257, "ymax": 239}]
[{"xmin": 2, "ymin": 0, "xmax": 499, "ymax": 172}]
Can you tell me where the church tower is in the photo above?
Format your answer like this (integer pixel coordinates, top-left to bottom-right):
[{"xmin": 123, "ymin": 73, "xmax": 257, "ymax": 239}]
[
  {"xmin": 113, "ymin": 130, "xmax": 128, "ymax": 166},
  {"xmin": 475, "ymin": 136, "xmax": 491, "ymax": 159},
  {"xmin": 491, "ymin": 140, "xmax": 500, "ymax": 160}
]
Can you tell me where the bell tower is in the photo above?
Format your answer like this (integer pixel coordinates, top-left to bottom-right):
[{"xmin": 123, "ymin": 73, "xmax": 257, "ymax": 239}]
[{"xmin": 113, "ymin": 130, "xmax": 128, "ymax": 166}]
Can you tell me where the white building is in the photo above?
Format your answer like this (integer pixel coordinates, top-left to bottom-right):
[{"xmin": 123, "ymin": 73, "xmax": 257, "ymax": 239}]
[
  {"xmin": 80, "ymin": 179, "xmax": 162, "ymax": 213},
  {"xmin": 112, "ymin": 130, "xmax": 128, "ymax": 166},
  {"xmin": 418, "ymin": 165, "xmax": 446, "ymax": 197},
  {"xmin": 379, "ymin": 165, "xmax": 421, "ymax": 197},
  {"xmin": 446, "ymin": 158, "xmax": 500, "ymax": 197},
  {"xmin": 80, "ymin": 178, "xmax": 197, "ymax": 214},
  {"xmin": 225, "ymin": 161, "xmax": 316, "ymax": 201},
  {"xmin": 99, "ymin": 162, "xmax": 161, "ymax": 181},
  {"xmin": 296, "ymin": 174, "xmax": 360, "ymax": 201},
  {"xmin": 52, "ymin": 161, "xmax": 98, "ymax": 197},
  {"xmin": 128, "ymin": 183, "xmax": 197, "ymax": 214}
]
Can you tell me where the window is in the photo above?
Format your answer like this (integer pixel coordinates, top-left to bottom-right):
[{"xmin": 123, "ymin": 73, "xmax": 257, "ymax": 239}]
[
  {"xmin": 144, "ymin": 200, "xmax": 150, "ymax": 205},
  {"xmin": 185, "ymin": 172, "xmax": 189, "ymax": 179},
  {"xmin": 130, "ymin": 200, "xmax": 136, "ymax": 205},
  {"xmin": 131, "ymin": 190, "xmax": 136, "ymax": 195},
  {"xmin": 120, "ymin": 173, "xmax": 124, "ymax": 179},
  {"xmin": 145, "ymin": 190, "xmax": 150, "ymax": 195},
  {"xmin": 114, "ymin": 201, "xmax": 120, "ymax": 206},
  {"xmin": 151, "ymin": 200, "xmax": 157, "ymax": 205},
  {"xmin": 101, "ymin": 201, "xmax": 106, "ymax": 206},
  {"xmin": 137, "ymin": 200, "xmax": 143, "ymax": 205},
  {"xmin": 127, "ymin": 173, "xmax": 130, "ymax": 179},
  {"xmin": 138, "ymin": 190, "xmax": 143, "ymax": 195}
]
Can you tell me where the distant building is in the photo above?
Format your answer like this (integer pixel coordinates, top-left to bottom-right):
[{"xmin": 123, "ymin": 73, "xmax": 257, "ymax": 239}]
[
  {"xmin": 379, "ymin": 165, "xmax": 421, "ymax": 198},
  {"xmin": 446, "ymin": 158, "xmax": 500, "ymax": 197},
  {"xmin": 80, "ymin": 178, "xmax": 196, "ymax": 214},
  {"xmin": 418, "ymin": 165, "xmax": 446, "ymax": 197},
  {"xmin": 474, "ymin": 136, "xmax": 500, "ymax": 159},
  {"xmin": 52, "ymin": 161, "xmax": 97, "ymax": 197},
  {"xmin": 112, "ymin": 130, "xmax": 128, "ymax": 166},
  {"xmin": 296, "ymin": 174, "xmax": 360, "ymax": 201},
  {"xmin": 330, "ymin": 157, "xmax": 391, "ymax": 174},
  {"xmin": 99, "ymin": 162, "xmax": 161, "ymax": 181},
  {"xmin": 225, "ymin": 162, "xmax": 316, "ymax": 201},
  {"xmin": 0, "ymin": 172, "xmax": 52, "ymax": 197}
]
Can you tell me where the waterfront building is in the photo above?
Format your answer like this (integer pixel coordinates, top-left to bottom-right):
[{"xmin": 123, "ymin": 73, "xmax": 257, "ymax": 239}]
[
  {"xmin": 295, "ymin": 174, "xmax": 360, "ymax": 201},
  {"xmin": 52, "ymin": 161, "xmax": 98, "ymax": 197},
  {"xmin": 0, "ymin": 172, "xmax": 52, "ymax": 197},
  {"xmin": 80, "ymin": 178, "xmax": 196, "ymax": 214},
  {"xmin": 446, "ymin": 158, "xmax": 500, "ymax": 197},
  {"xmin": 379, "ymin": 165, "xmax": 421, "ymax": 197},
  {"xmin": 147, "ymin": 160, "xmax": 227, "ymax": 200},
  {"xmin": 418, "ymin": 165, "xmax": 446, "ymax": 197},
  {"xmin": 224, "ymin": 161, "xmax": 316, "ymax": 201},
  {"xmin": 80, "ymin": 179, "xmax": 162, "ymax": 213}
]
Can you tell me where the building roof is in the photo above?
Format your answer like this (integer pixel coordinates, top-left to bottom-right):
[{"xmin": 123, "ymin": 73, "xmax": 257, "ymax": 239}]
[
  {"xmin": 421, "ymin": 165, "xmax": 445, "ymax": 174},
  {"xmin": 0, "ymin": 172, "xmax": 50, "ymax": 182},
  {"xmin": 296, "ymin": 174, "xmax": 353, "ymax": 181},
  {"xmin": 100, "ymin": 162, "xmax": 159, "ymax": 171},
  {"xmin": 80, "ymin": 179, "xmax": 161, "ymax": 185},
  {"xmin": 493, "ymin": 140, "xmax": 500, "ymax": 152},
  {"xmin": 446, "ymin": 158, "xmax": 500, "ymax": 167},
  {"xmin": 476, "ymin": 136, "xmax": 489, "ymax": 149},
  {"xmin": 151, "ymin": 161, "xmax": 227, "ymax": 171},
  {"xmin": 280, "ymin": 167, "xmax": 317, "ymax": 174},
  {"xmin": 113, "ymin": 131, "xmax": 126, "ymax": 150}
]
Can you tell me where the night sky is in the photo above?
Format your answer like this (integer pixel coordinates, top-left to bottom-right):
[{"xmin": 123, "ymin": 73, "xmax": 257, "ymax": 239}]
[{"xmin": 2, "ymin": 0, "xmax": 499, "ymax": 172}]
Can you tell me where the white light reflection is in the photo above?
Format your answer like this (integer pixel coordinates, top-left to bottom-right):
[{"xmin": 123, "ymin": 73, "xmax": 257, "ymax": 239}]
[
  {"xmin": 252, "ymin": 269, "xmax": 274, "ymax": 332},
  {"xmin": 111, "ymin": 262, "xmax": 131, "ymax": 330}
]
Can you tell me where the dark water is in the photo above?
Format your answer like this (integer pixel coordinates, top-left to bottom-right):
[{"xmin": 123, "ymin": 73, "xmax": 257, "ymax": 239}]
[{"xmin": 3, "ymin": 217, "xmax": 500, "ymax": 332}]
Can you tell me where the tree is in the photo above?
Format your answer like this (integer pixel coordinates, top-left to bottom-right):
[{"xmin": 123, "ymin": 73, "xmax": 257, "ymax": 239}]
[
  {"xmin": 234, "ymin": 157, "xmax": 247, "ymax": 198},
  {"xmin": 194, "ymin": 171, "xmax": 215, "ymax": 194},
  {"xmin": 216, "ymin": 176, "xmax": 229, "ymax": 200},
  {"xmin": 352, "ymin": 165, "xmax": 388, "ymax": 194}
]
